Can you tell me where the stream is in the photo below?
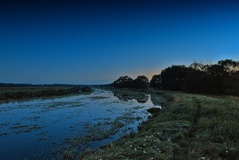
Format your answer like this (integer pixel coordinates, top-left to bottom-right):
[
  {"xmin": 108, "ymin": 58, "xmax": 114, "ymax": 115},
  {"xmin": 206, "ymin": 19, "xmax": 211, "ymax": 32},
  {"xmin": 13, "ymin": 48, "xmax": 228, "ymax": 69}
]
[{"xmin": 0, "ymin": 89, "xmax": 158, "ymax": 160}]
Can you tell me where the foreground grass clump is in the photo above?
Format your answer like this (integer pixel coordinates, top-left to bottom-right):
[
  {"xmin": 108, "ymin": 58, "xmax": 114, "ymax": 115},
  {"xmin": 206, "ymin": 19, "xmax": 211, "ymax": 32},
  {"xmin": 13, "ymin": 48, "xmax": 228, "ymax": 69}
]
[{"xmin": 81, "ymin": 91, "xmax": 239, "ymax": 160}]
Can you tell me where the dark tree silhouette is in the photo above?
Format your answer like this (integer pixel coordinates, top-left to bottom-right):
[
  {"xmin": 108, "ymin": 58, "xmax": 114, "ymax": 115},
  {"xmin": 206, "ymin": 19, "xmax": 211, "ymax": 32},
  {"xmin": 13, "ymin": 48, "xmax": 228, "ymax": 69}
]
[
  {"xmin": 161, "ymin": 65, "xmax": 190, "ymax": 91},
  {"xmin": 113, "ymin": 59, "xmax": 239, "ymax": 96},
  {"xmin": 205, "ymin": 64, "xmax": 224, "ymax": 94},
  {"xmin": 150, "ymin": 74, "xmax": 162, "ymax": 89},
  {"xmin": 133, "ymin": 75, "xmax": 149, "ymax": 89},
  {"xmin": 113, "ymin": 75, "xmax": 149, "ymax": 89},
  {"xmin": 216, "ymin": 59, "xmax": 239, "ymax": 94},
  {"xmin": 113, "ymin": 76, "xmax": 133, "ymax": 88},
  {"xmin": 156, "ymin": 59, "xmax": 239, "ymax": 95}
]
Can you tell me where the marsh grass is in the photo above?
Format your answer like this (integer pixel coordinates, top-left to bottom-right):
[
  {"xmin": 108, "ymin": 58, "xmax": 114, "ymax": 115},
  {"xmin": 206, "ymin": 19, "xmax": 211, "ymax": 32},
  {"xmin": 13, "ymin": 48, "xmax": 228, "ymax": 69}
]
[
  {"xmin": 54, "ymin": 111, "xmax": 145, "ymax": 159},
  {"xmin": 0, "ymin": 86, "xmax": 93, "ymax": 102},
  {"xmin": 10, "ymin": 123, "xmax": 46, "ymax": 134},
  {"xmin": 81, "ymin": 90, "xmax": 239, "ymax": 160}
]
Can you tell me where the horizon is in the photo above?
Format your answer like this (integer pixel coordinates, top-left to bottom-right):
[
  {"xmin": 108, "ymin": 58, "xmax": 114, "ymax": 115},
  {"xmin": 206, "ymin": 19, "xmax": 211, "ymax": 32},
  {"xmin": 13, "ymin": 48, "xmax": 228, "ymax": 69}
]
[
  {"xmin": 1, "ymin": 0, "xmax": 239, "ymax": 84},
  {"xmin": 0, "ymin": 58, "xmax": 236, "ymax": 85}
]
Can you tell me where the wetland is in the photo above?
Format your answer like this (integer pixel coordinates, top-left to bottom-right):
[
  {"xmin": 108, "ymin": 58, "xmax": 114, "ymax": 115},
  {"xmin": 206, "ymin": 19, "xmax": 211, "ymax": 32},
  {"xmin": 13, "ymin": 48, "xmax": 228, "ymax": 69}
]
[
  {"xmin": 1, "ymin": 87, "xmax": 238, "ymax": 160},
  {"xmin": 0, "ymin": 89, "xmax": 159, "ymax": 160}
]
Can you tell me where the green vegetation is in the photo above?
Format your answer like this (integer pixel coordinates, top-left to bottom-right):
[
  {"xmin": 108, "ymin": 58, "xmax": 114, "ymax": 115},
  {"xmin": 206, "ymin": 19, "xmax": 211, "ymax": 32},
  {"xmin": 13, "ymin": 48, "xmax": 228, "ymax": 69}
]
[
  {"xmin": 10, "ymin": 123, "xmax": 46, "ymax": 134},
  {"xmin": 0, "ymin": 85, "xmax": 92, "ymax": 102},
  {"xmin": 112, "ymin": 59, "xmax": 239, "ymax": 96},
  {"xmin": 81, "ymin": 90, "xmax": 239, "ymax": 160}
]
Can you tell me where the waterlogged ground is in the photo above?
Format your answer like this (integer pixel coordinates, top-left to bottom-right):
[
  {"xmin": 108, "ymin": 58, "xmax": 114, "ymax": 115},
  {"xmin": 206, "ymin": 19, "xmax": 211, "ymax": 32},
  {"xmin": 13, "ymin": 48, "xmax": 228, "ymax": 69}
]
[{"xmin": 0, "ymin": 89, "xmax": 157, "ymax": 160}]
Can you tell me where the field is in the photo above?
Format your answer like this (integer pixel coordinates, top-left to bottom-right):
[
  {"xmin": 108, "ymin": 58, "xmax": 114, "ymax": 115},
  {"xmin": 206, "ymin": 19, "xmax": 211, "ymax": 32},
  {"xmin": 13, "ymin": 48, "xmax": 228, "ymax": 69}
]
[
  {"xmin": 0, "ymin": 86, "xmax": 92, "ymax": 102},
  {"xmin": 81, "ymin": 89, "xmax": 239, "ymax": 160}
]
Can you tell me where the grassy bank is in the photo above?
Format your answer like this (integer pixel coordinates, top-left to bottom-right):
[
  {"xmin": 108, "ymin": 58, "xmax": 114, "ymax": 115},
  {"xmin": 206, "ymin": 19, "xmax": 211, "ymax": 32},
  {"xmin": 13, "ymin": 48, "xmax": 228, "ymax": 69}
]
[
  {"xmin": 0, "ymin": 86, "xmax": 92, "ymax": 102},
  {"xmin": 81, "ymin": 89, "xmax": 239, "ymax": 160}
]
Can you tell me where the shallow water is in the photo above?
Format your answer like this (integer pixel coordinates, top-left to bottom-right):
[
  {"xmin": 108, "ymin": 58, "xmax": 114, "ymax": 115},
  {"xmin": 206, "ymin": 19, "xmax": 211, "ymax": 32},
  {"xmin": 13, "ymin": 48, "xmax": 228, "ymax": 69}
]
[{"xmin": 0, "ymin": 89, "xmax": 157, "ymax": 160}]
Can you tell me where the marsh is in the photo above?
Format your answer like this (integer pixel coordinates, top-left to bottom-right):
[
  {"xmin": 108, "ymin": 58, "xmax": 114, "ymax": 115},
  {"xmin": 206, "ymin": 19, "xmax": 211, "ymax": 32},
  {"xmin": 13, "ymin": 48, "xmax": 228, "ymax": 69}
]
[{"xmin": 0, "ymin": 89, "xmax": 157, "ymax": 160}]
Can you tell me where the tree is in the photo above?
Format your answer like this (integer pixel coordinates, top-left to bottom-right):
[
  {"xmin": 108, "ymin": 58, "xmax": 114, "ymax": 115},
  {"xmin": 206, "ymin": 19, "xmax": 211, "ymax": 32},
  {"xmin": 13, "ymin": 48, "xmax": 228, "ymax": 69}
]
[
  {"xmin": 217, "ymin": 59, "xmax": 239, "ymax": 94},
  {"xmin": 112, "ymin": 59, "xmax": 239, "ymax": 95},
  {"xmin": 113, "ymin": 75, "xmax": 149, "ymax": 89},
  {"xmin": 113, "ymin": 76, "xmax": 133, "ymax": 88},
  {"xmin": 161, "ymin": 65, "xmax": 189, "ymax": 91},
  {"xmin": 133, "ymin": 75, "xmax": 149, "ymax": 89},
  {"xmin": 189, "ymin": 61, "xmax": 207, "ymax": 72},
  {"xmin": 218, "ymin": 59, "xmax": 239, "ymax": 73},
  {"xmin": 150, "ymin": 74, "xmax": 162, "ymax": 89}
]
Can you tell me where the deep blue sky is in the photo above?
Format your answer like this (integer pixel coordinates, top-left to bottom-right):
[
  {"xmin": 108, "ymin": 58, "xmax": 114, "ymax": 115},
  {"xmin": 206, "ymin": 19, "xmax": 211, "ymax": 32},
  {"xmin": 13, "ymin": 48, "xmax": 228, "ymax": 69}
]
[{"xmin": 1, "ymin": 0, "xmax": 239, "ymax": 84}]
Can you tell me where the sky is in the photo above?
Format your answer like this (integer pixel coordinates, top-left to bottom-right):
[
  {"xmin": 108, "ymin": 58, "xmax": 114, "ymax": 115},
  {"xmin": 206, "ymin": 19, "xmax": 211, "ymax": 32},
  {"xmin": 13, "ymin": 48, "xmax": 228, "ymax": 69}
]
[{"xmin": 1, "ymin": 0, "xmax": 239, "ymax": 84}]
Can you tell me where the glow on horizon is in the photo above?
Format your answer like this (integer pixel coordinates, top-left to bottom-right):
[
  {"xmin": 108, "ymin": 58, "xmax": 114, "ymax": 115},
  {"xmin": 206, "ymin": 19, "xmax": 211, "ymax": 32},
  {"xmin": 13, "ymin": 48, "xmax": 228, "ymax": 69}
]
[{"xmin": 0, "ymin": 0, "xmax": 239, "ymax": 84}]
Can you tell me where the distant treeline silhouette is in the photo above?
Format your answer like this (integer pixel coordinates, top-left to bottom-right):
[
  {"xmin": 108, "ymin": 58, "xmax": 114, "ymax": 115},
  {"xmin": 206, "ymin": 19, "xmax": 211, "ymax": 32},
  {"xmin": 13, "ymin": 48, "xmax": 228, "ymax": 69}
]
[
  {"xmin": 112, "ymin": 59, "xmax": 239, "ymax": 95},
  {"xmin": 113, "ymin": 75, "xmax": 149, "ymax": 89}
]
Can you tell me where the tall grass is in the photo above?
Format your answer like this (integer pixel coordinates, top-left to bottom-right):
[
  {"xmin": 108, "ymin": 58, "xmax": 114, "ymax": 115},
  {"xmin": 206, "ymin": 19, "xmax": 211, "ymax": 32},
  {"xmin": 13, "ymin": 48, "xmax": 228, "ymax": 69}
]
[{"xmin": 81, "ymin": 90, "xmax": 239, "ymax": 160}]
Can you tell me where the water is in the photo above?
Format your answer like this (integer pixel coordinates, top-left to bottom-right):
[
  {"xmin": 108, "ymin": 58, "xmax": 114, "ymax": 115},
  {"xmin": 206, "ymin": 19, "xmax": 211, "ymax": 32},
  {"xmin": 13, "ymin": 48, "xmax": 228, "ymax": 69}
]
[{"xmin": 0, "ymin": 89, "xmax": 157, "ymax": 160}]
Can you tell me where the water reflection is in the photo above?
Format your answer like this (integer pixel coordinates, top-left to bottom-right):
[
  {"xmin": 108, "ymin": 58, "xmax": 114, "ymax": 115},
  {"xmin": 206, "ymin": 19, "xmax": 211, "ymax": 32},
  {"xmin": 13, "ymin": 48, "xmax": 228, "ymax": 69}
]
[
  {"xmin": 113, "ymin": 91, "xmax": 149, "ymax": 103},
  {"xmin": 150, "ymin": 96, "xmax": 165, "ymax": 108},
  {"xmin": 0, "ymin": 89, "xmax": 159, "ymax": 160}
]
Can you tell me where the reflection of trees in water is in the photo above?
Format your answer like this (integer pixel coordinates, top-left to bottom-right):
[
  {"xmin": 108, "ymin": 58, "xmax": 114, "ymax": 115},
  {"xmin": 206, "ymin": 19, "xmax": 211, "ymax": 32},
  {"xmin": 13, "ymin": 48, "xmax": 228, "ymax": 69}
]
[
  {"xmin": 150, "ymin": 96, "xmax": 165, "ymax": 108},
  {"xmin": 136, "ymin": 95, "xmax": 149, "ymax": 103},
  {"xmin": 113, "ymin": 91, "xmax": 149, "ymax": 103}
]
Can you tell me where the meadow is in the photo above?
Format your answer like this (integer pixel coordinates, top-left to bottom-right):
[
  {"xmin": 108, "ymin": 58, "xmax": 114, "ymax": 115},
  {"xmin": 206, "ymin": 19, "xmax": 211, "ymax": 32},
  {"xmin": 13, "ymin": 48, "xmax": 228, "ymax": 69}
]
[{"xmin": 82, "ymin": 89, "xmax": 239, "ymax": 160}]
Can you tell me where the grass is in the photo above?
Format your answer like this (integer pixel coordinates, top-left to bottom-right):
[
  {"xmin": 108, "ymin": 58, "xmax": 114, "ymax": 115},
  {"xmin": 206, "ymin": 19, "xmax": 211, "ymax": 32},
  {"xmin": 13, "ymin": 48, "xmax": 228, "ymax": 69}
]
[
  {"xmin": 10, "ymin": 123, "xmax": 46, "ymax": 134},
  {"xmin": 0, "ymin": 86, "xmax": 92, "ymax": 102},
  {"xmin": 81, "ymin": 89, "xmax": 239, "ymax": 160}
]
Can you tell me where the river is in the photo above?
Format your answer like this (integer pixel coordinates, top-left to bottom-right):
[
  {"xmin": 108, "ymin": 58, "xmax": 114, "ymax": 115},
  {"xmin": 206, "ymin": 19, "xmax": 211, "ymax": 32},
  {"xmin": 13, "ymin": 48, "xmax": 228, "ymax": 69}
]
[{"xmin": 0, "ymin": 89, "xmax": 157, "ymax": 159}]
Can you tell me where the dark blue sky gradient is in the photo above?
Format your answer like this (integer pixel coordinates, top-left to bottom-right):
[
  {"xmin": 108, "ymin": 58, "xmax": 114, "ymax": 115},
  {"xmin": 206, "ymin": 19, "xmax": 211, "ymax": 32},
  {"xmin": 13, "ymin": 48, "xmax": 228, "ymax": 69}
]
[{"xmin": 1, "ymin": 0, "xmax": 239, "ymax": 84}]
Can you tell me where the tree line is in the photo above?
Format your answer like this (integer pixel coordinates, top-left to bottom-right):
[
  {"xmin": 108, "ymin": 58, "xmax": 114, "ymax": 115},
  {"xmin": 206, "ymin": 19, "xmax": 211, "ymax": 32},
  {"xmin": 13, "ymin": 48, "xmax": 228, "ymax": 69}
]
[
  {"xmin": 112, "ymin": 75, "xmax": 149, "ymax": 89},
  {"xmin": 112, "ymin": 59, "xmax": 239, "ymax": 95}
]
